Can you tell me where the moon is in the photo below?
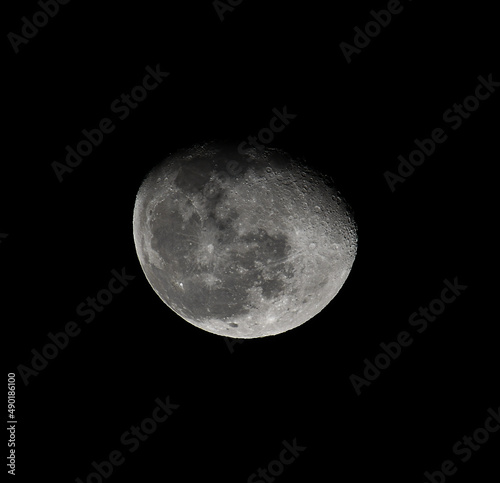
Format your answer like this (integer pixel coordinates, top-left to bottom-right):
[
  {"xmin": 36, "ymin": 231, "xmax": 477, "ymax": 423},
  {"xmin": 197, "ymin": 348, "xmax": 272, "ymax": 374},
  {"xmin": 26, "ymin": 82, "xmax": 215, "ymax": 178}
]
[{"xmin": 133, "ymin": 142, "xmax": 357, "ymax": 338}]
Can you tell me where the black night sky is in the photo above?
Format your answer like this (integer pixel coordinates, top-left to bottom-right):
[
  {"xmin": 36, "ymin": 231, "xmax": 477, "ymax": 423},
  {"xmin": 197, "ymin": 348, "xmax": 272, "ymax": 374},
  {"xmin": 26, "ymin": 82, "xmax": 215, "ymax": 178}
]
[{"xmin": 4, "ymin": 1, "xmax": 499, "ymax": 482}]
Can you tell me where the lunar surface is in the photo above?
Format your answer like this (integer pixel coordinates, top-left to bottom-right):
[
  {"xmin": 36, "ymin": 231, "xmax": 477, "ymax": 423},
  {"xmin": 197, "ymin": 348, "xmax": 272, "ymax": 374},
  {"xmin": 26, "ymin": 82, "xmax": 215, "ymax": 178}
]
[{"xmin": 133, "ymin": 142, "xmax": 357, "ymax": 338}]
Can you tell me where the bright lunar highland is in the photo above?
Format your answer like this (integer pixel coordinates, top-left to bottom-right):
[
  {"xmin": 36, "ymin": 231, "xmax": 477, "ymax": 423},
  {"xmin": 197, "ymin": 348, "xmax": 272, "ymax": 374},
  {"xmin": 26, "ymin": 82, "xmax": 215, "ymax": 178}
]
[{"xmin": 133, "ymin": 142, "xmax": 357, "ymax": 338}]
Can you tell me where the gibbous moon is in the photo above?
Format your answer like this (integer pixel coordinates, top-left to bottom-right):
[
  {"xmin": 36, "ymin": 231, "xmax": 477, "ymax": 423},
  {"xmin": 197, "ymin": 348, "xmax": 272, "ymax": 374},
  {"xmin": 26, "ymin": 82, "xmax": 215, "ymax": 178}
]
[{"xmin": 133, "ymin": 142, "xmax": 357, "ymax": 338}]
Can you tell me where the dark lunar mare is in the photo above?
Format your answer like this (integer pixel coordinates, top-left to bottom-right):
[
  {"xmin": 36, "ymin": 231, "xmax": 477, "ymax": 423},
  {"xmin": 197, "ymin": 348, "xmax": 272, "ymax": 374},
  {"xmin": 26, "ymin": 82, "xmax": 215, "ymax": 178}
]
[{"xmin": 133, "ymin": 142, "xmax": 357, "ymax": 338}]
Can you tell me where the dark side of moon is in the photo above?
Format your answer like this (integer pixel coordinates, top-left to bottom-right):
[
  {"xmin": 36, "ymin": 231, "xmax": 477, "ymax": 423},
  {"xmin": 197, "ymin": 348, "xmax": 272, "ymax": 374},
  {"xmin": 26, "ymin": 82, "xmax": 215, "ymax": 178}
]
[{"xmin": 133, "ymin": 142, "xmax": 357, "ymax": 338}]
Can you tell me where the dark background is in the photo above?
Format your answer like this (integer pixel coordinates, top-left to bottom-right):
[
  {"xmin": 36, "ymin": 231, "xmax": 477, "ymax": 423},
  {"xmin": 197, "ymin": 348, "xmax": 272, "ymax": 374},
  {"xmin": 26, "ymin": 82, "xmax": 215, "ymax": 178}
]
[{"xmin": 3, "ymin": 0, "xmax": 498, "ymax": 482}]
